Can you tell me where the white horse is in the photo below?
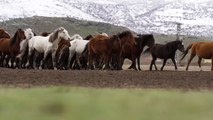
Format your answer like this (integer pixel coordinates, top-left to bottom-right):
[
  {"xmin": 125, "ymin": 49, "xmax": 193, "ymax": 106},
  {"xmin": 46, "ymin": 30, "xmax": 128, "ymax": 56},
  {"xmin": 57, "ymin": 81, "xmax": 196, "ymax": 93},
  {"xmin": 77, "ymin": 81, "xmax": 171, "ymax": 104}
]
[
  {"xmin": 27, "ymin": 27, "xmax": 71, "ymax": 70},
  {"xmin": 16, "ymin": 28, "xmax": 35, "ymax": 67},
  {"xmin": 65, "ymin": 34, "xmax": 89, "ymax": 69}
]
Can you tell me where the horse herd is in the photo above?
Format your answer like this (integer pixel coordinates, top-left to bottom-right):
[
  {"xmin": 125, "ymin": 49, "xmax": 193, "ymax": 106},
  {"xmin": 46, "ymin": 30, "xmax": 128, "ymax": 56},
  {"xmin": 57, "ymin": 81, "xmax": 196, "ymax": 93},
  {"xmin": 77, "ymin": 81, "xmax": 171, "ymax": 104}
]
[{"xmin": 0, "ymin": 27, "xmax": 213, "ymax": 71}]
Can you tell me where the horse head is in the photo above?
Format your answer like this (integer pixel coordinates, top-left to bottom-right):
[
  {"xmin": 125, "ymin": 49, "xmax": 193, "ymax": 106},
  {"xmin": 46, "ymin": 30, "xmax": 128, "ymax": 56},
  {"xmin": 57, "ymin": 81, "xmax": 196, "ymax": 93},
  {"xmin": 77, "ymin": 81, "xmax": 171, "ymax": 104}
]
[
  {"xmin": 177, "ymin": 40, "xmax": 185, "ymax": 53},
  {"xmin": 24, "ymin": 28, "xmax": 34, "ymax": 40},
  {"xmin": 59, "ymin": 38, "xmax": 71, "ymax": 47},
  {"xmin": 11, "ymin": 29, "xmax": 26, "ymax": 46},
  {"xmin": 0, "ymin": 29, "xmax": 10, "ymax": 39},
  {"xmin": 49, "ymin": 27, "xmax": 71, "ymax": 43}
]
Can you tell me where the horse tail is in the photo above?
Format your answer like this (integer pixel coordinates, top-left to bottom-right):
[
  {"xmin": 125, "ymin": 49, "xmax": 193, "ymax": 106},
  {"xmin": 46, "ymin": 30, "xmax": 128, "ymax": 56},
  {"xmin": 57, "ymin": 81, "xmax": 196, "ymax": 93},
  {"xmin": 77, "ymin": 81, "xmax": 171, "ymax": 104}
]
[
  {"xmin": 143, "ymin": 47, "xmax": 151, "ymax": 54},
  {"xmin": 180, "ymin": 44, "xmax": 193, "ymax": 62}
]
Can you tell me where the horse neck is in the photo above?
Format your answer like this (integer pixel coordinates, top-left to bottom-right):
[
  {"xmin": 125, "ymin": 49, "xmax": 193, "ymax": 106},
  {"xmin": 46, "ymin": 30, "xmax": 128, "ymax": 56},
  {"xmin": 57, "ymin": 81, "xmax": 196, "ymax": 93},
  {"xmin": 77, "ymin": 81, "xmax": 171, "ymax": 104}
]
[
  {"xmin": 166, "ymin": 42, "xmax": 179, "ymax": 52},
  {"xmin": 49, "ymin": 33, "xmax": 61, "ymax": 45}
]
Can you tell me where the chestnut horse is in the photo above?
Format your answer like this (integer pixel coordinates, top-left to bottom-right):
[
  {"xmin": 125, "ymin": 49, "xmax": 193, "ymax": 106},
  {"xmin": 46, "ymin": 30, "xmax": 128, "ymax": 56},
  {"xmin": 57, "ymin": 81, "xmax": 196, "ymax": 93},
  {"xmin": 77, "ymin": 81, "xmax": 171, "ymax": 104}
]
[
  {"xmin": 118, "ymin": 31, "xmax": 137, "ymax": 70},
  {"xmin": 180, "ymin": 42, "xmax": 213, "ymax": 71},
  {"xmin": 0, "ymin": 29, "xmax": 26, "ymax": 68},
  {"xmin": 0, "ymin": 28, "xmax": 10, "ymax": 39},
  {"xmin": 88, "ymin": 34, "xmax": 121, "ymax": 70}
]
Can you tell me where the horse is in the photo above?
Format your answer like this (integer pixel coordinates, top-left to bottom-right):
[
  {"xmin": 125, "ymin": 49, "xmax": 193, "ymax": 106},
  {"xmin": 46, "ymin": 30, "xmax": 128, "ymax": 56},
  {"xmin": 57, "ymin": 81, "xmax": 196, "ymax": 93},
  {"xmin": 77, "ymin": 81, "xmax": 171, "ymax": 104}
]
[
  {"xmin": 0, "ymin": 29, "xmax": 26, "ymax": 68},
  {"xmin": 88, "ymin": 34, "xmax": 121, "ymax": 70},
  {"xmin": 15, "ymin": 28, "xmax": 35, "ymax": 68},
  {"xmin": 65, "ymin": 35, "xmax": 89, "ymax": 69},
  {"xmin": 180, "ymin": 42, "xmax": 213, "ymax": 71},
  {"xmin": 26, "ymin": 27, "xmax": 71, "ymax": 70},
  {"xmin": 118, "ymin": 31, "xmax": 137, "ymax": 70},
  {"xmin": 127, "ymin": 34, "xmax": 155, "ymax": 70},
  {"xmin": 0, "ymin": 28, "xmax": 10, "ymax": 39},
  {"xmin": 148, "ymin": 40, "xmax": 184, "ymax": 71}
]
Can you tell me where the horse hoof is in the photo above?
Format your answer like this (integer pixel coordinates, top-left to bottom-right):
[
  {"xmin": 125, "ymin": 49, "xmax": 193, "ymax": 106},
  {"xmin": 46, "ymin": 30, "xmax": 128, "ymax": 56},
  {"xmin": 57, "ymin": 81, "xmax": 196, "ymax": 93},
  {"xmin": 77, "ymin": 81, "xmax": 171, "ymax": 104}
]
[{"xmin": 54, "ymin": 67, "xmax": 58, "ymax": 70}]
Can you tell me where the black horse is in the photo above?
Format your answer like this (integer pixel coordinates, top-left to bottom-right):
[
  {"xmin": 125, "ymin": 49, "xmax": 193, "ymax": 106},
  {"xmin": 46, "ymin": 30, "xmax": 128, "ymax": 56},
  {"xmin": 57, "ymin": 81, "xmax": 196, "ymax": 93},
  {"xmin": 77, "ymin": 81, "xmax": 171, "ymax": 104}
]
[
  {"xmin": 148, "ymin": 40, "xmax": 184, "ymax": 71},
  {"xmin": 128, "ymin": 34, "xmax": 155, "ymax": 70}
]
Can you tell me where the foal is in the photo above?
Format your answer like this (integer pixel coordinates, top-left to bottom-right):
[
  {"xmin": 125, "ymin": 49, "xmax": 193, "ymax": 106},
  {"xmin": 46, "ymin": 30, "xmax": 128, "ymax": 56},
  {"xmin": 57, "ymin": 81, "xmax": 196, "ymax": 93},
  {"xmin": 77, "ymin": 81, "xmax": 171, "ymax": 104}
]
[{"xmin": 149, "ymin": 40, "xmax": 184, "ymax": 71}]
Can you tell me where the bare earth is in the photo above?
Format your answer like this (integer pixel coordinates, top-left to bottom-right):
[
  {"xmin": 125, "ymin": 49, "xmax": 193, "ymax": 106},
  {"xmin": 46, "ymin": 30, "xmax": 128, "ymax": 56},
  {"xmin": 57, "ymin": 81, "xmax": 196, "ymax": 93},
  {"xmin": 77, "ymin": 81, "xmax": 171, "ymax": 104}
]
[{"xmin": 0, "ymin": 64, "xmax": 213, "ymax": 90}]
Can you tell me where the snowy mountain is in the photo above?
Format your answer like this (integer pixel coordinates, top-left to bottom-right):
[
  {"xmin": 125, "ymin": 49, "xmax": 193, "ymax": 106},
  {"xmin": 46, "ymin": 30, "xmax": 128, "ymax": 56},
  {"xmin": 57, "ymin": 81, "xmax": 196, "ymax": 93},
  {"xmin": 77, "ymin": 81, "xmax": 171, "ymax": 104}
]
[{"xmin": 1, "ymin": 0, "xmax": 213, "ymax": 37}]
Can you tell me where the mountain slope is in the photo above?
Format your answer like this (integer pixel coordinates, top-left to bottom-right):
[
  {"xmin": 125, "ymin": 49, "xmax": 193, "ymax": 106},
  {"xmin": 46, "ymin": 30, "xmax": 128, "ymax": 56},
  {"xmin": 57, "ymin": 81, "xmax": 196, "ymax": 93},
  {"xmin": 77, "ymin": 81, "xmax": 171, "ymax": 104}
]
[
  {"xmin": 0, "ymin": 16, "xmax": 128, "ymax": 36},
  {"xmin": 1, "ymin": 0, "xmax": 213, "ymax": 37}
]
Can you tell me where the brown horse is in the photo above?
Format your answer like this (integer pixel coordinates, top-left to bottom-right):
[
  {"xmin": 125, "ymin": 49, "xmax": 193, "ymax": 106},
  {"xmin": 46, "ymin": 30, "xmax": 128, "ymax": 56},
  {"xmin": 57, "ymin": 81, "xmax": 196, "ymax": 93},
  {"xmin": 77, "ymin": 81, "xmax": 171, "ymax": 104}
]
[
  {"xmin": 127, "ymin": 34, "xmax": 155, "ymax": 70},
  {"xmin": 88, "ymin": 34, "xmax": 121, "ymax": 70},
  {"xmin": 0, "ymin": 28, "xmax": 10, "ymax": 39},
  {"xmin": 0, "ymin": 29, "xmax": 26, "ymax": 68},
  {"xmin": 180, "ymin": 42, "xmax": 213, "ymax": 71},
  {"xmin": 118, "ymin": 31, "xmax": 137, "ymax": 70}
]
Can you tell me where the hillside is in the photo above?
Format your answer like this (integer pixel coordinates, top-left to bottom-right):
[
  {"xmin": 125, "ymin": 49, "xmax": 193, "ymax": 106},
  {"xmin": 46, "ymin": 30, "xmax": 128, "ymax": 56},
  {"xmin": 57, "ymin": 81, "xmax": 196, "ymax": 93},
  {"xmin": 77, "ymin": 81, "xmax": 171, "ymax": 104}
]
[
  {"xmin": 1, "ymin": 0, "xmax": 213, "ymax": 37},
  {"xmin": 0, "ymin": 16, "xmax": 129, "ymax": 37}
]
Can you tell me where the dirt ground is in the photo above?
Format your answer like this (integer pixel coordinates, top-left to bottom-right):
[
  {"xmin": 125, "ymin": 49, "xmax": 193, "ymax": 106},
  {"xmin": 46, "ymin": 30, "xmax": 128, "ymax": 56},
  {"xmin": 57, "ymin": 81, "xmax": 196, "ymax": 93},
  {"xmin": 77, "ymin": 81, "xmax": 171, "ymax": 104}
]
[{"xmin": 0, "ymin": 64, "xmax": 213, "ymax": 90}]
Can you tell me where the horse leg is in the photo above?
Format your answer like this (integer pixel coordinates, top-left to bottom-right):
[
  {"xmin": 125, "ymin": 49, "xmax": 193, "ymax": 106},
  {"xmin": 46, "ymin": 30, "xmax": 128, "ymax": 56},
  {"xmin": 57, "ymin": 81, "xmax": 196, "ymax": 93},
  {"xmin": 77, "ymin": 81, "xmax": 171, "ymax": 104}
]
[
  {"xmin": 88, "ymin": 53, "xmax": 95, "ymax": 70},
  {"xmin": 150, "ymin": 56, "xmax": 157, "ymax": 71},
  {"xmin": 186, "ymin": 54, "xmax": 196, "ymax": 71},
  {"xmin": 33, "ymin": 51, "xmax": 39, "ymax": 69},
  {"xmin": 211, "ymin": 57, "xmax": 213, "ymax": 71},
  {"xmin": 137, "ymin": 56, "xmax": 141, "ymax": 71},
  {"xmin": 51, "ymin": 50, "xmax": 57, "ymax": 70},
  {"xmin": 26, "ymin": 47, "xmax": 33, "ymax": 68},
  {"xmin": 160, "ymin": 59, "xmax": 167, "ymax": 71},
  {"xmin": 5, "ymin": 55, "xmax": 10, "ymax": 68},
  {"xmin": 198, "ymin": 57, "xmax": 202, "ymax": 71},
  {"xmin": 9, "ymin": 53, "xmax": 15, "ymax": 69},
  {"xmin": 150, "ymin": 59, "xmax": 154, "ymax": 71},
  {"xmin": 67, "ymin": 51, "xmax": 75, "ymax": 70},
  {"xmin": 75, "ymin": 54, "xmax": 82, "ymax": 69},
  {"xmin": 171, "ymin": 58, "xmax": 178, "ymax": 70},
  {"xmin": 0, "ymin": 53, "xmax": 6, "ymax": 67},
  {"xmin": 131, "ymin": 55, "xmax": 137, "ymax": 71},
  {"xmin": 41, "ymin": 50, "xmax": 50, "ymax": 70},
  {"xmin": 103, "ymin": 54, "xmax": 110, "ymax": 70}
]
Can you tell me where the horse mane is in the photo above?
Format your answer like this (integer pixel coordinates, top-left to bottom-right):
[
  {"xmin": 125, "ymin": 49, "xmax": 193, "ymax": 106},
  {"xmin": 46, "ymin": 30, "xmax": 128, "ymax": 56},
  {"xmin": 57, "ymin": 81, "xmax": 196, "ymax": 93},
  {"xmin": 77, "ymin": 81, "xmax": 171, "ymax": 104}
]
[
  {"xmin": 118, "ymin": 31, "xmax": 136, "ymax": 45},
  {"xmin": 84, "ymin": 35, "xmax": 93, "ymax": 40},
  {"xmin": 49, "ymin": 27, "xmax": 64, "ymax": 42},
  {"xmin": 118, "ymin": 31, "xmax": 132, "ymax": 39},
  {"xmin": 10, "ymin": 29, "xmax": 20, "ymax": 46},
  {"xmin": 0, "ymin": 29, "xmax": 10, "ymax": 39}
]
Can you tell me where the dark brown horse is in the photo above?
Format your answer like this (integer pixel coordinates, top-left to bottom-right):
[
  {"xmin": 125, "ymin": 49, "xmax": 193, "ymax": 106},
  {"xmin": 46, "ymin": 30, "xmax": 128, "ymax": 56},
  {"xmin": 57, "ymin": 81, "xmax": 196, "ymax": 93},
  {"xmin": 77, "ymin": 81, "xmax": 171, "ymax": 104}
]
[
  {"xmin": 0, "ymin": 28, "xmax": 10, "ymax": 39},
  {"xmin": 118, "ymin": 31, "xmax": 137, "ymax": 70},
  {"xmin": 0, "ymin": 29, "xmax": 26, "ymax": 68},
  {"xmin": 180, "ymin": 42, "xmax": 213, "ymax": 71},
  {"xmin": 149, "ymin": 40, "xmax": 184, "ymax": 71},
  {"xmin": 127, "ymin": 34, "xmax": 155, "ymax": 70},
  {"xmin": 88, "ymin": 34, "xmax": 121, "ymax": 70}
]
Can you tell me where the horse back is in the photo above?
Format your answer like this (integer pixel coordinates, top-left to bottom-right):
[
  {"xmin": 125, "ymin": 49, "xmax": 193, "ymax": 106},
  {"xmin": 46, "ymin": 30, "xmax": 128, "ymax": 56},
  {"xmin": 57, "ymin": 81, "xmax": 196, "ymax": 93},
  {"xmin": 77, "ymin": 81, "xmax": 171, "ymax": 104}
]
[
  {"xmin": 193, "ymin": 42, "xmax": 213, "ymax": 59},
  {"xmin": 89, "ymin": 35, "xmax": 109, "ymax": 54},
  {"xmin": 0, "ymin": 38, "xmax": 11, "ymax": 53}
]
